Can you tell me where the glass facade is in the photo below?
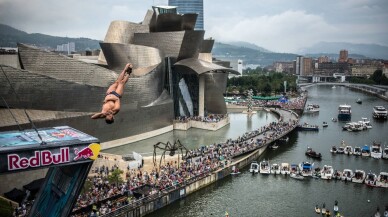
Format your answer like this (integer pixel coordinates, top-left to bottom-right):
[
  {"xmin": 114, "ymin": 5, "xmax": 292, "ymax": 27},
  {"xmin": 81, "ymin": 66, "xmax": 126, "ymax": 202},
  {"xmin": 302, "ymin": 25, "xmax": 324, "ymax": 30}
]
[{"xmin": 168, "ymin": 0, "xmax": 204, "ymax": 30}]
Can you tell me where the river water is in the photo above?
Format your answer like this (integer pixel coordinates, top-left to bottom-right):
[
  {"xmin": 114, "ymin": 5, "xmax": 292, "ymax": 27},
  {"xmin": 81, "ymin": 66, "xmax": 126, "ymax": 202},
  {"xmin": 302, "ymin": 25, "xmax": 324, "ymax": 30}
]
[{"xmin": 106, "ymin": 85, "xmax": 388, "ymax": 217}]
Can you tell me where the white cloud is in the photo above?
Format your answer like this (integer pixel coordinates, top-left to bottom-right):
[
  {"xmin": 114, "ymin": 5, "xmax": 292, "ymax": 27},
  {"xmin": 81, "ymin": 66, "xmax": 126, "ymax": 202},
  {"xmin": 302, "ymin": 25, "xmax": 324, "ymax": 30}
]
[{"xmin": 206, "ymin": 10, "xmax": 338, "ymax": 53}]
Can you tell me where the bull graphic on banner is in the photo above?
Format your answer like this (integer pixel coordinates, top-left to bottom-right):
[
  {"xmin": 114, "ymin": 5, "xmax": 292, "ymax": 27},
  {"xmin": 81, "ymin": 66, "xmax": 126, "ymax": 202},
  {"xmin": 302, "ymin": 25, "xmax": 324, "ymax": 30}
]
[{"xmin": 73, "ymin": 143, "xmax": 100, "ymax": 161}]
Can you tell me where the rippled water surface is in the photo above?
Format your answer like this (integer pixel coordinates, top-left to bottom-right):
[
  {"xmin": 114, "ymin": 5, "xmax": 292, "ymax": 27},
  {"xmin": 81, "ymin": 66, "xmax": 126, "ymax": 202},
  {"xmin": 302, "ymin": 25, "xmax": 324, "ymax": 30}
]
[{"xmin": 107, "ymin": 85, "xmax": 388, "ymax": 217}]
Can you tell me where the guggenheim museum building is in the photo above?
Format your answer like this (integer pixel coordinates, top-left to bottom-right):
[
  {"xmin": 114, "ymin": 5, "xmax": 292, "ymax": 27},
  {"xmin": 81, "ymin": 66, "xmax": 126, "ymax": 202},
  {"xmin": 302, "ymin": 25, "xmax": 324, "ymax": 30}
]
[{"xmin": 0, "ymin": 6, "xmax": 239, "ymax": 148}]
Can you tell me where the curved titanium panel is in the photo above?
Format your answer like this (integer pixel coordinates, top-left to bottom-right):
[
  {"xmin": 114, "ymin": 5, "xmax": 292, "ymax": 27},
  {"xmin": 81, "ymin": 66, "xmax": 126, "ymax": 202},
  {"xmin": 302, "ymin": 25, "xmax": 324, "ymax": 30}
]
[
  {"xmin": 204, "ymin": 73, "xmax": 228, "ymax": 114},
  {"xmin": 18, "ymin": 43, "xmax": 117, "ymax": 87},
  {"xmin": 181, "ymin": 14, "xmax": 197, "ymax": 30},
  {"xmin": 133, "ymin": 31, "xmax": 204, "ymax": 60},
  {"xmin": 201, "ymin": 39, "xmax": 215, "ymax": 53},
  {"xmin": 151, "ymin": 13, "xmax": 197, "ymax": 32},
  {"xmin": 98, "ymin": 21, "xmax": 149, "ymax": 63},
  {"xmin": 174, "ymin": 58, "xmax": 240, "ymax": 75},
  {"xmin": 100, "ymin": 43, "xmax": 163, "ymax": 72}
]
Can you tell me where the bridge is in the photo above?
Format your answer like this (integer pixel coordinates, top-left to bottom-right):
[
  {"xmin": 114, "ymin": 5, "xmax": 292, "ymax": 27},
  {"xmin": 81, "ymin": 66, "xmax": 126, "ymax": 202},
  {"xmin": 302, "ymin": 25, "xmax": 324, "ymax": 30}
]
[{"xmin": 298, "ymin": 82, "xmax": 388, "ymax": 101}]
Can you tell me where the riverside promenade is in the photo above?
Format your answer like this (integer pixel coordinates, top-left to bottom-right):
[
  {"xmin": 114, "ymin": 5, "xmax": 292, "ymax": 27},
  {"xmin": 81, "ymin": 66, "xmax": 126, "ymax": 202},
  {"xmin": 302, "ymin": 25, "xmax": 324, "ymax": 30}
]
[{"xmin": 93, "ymin": 109, "xmax": 299, "ymax": 217}]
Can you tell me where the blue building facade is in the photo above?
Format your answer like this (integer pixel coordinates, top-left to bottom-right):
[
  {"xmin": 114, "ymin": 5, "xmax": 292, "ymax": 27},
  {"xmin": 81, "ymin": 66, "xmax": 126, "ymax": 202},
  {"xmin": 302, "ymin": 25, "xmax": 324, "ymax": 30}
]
[{"xmin": 168, "ymin": 0, "xmax": 204, "ymax": 30}]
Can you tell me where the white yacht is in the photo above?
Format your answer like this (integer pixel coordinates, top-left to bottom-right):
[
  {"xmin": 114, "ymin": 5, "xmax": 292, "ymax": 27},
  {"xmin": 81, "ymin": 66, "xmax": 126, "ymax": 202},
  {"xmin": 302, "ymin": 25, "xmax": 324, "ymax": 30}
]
[
  {"xmin": 330, "ymin": 146, "xmax": 338, "ymax": 154},
  {"xmin": 383, "ymin": 146, "xmax": 388, "ymax": 159},
  {"xmin": 305, "ymin": 104, "xmax": 320, "ymax": 113},
  {"xmin": 373, "ymin": 106, "xmax": 388, "ymax": 119},
  {"xmin": 359, "ymin": 117, "xmax": 372, "ymax": 129},
  {"xmin": 280, "ymin": 163, "xmax": 290, "ymax": 175},
  {"xmin": 354, "ymin": 146, "xmax": 362, "ymax": 156},
  {"xmin": 365, "ymin": 172, "xmax": 377, "ymax": 187},
  {"xmin": 271, "ymin": 163, "xmax": 281, "ymax": 175},
  {"xmin": 361, "ymin": 145, "xmax": 371, "ymax": 157},
  {"xmin": 341, "ymin": 169, "xmax": 353, "ymax": 181},
  {"xmin": 259, "ymin": 160, "xmax": 271, "ymax": 174},
  {"xmin": 320, "ymin": 165, "xmax": 334, "ymax": 180},
  {"xmin": 376, "ymin": 172, "xmax": 388, "ymax": 188},
  {"xmin": 371, "ymin": 142, "xmax": 383, "ymax": 159},
  {"xmin": 344, "ymin": 146, "xmax": 353, "ymax": 155},
  {"xmin": 352, "ymin": 170, "xmax": 366, "ymax": 183},
  {"xmin": 299, "ymin": 162, "xmax": 314, "ymax": 177},
  {"xmin": 249, "ymin": 161, "xmax": 259, "ymax": 174}
]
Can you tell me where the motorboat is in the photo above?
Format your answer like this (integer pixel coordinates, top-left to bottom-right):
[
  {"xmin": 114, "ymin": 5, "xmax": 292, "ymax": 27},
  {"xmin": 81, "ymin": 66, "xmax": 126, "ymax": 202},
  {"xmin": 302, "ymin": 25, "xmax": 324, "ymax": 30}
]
[
  {"xmin": 290, "ymin": 173, "xmax": 304, "ymax": 180},
  {"xmin": 361, "ymin": 145, "xmax": 371, "ymax": 157},
  {"xmin": 347, "ymin": 122, "xmax": 364, "ymax": 131},
  {"xmin": 371, "ymin": 142, "xmax": 383, "ymax": 159},
  {"xmin": 249, "ymin": 161, "xmax": 259, "ymax": 174},
  {"xmin": 356, "ymin": 98, "xmax": 362, "ymax": 104},
  {"xmin": 332, "ymin": 117, "xmax": 338, "ymax": 122},
  {"xmin": 322, "ymin": 121, "xmax": 328, "ymax": 127},
  {"xmin": 352, "ymin": 170, "xmax": 366, "ymax": 183},
  {"xmin": 332, "ymin": 85, "xmax": 336, "ymax": 89},
  {"xmin": 270, "ymin": 163, "xmax": 281, "ymax": 175},
  {"xmin": 290, "ymin": 164, "xmax": 299, "ymax": 174},
  {"xmin": 320, "ymin": 165, "xmax": 334, "ymax": 180},
  {"xmin": 333, "ymin": 170, "xmax": 342, "ymax": 180},
  {"xmin": 344, "ymin": 146, "xmax": 353, "ymax": 155},
  {"xmin": 299, "ymin": 161, "xmax": 314, "ymax": 177},
  {"xmin": 313, "ymin": 167, "xmax": 321, "ymax": 179},
  {"xmin": 341, "ymin": 169, "xmax": 353, "ymax": 182},
  {"xmin": 269, "ymin": 143, "xmax": 279, "ymax": 150},
  {"xmin": 376, "ymin": 172, "xmax": 388, "ymax": 188},
  {"xmin": 365, "ymin": 172, "xmax": 377, "ymax": 187},
  {"xmin": 337, "ymin": 142, "xmax": 345, "ymax": 154},
  {"xmin": 352, "ymin": 146, "xmax": 361, "ymax": 156},
  {"xmin": 315, "ymin": 205, "xmax": 321, "ymax": 214},
  {"xmin": 297, "ymin": 123, "xmax": 319, "ymax": 131},
  {"xmin": 342, "ymin": 122, "xmax": 353, "ymax": 131},
  {"xmin": 259, "ymin": 160, "xmax": 271, "ymax": 174},
  {"xmin": 231, "ymin": 166, "xmax": 241, "ymax": 175},
  {"xmin": 338, "ymin": 104, "xmax": 351, "ymax": 121},
  {"xmin": 308, "ymin": 104, "xmax": 320, "ymax": 108},
  {"xmin": 373, "ymin": 106, "xmax": 388, "ymax": 119},
  {"xmin": 279, "ymin": 137, "xmax": 289, "ymax": 142},
  {"xmin": 383, "ymin": 146, "xmax": 388, "ymax": 159},
  {"xmin": 305, "ymin": 147, "xmax": 322, "ymax": 159},
  {"xmin": 359, "ymin": 117, "xmax": 372, "ymax": 129},
  {"xmin": 305, "ymin": 104, "xmax": 319, "ymax": 113},
  {"xmin": 330, "ymin": 146, "xmax": 337, "ymax": 154},
  {"xmin": 280, "ymin": 163, "xmax": 290, "ymax": 175}
]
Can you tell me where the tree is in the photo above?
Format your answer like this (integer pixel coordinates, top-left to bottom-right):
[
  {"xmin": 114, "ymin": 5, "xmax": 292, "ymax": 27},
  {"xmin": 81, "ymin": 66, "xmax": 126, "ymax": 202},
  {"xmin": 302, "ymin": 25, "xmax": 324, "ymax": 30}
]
[
  {"xmin": 370, "ymin": 70, "xmax": 383, "ymax": 84},
  {"xmin": 108, "ymin": 168, "xmax": 124, "ymax": 186},
  {"xmin": 263, "ymin": 83, "xmax": 272, "ymax": 96}
]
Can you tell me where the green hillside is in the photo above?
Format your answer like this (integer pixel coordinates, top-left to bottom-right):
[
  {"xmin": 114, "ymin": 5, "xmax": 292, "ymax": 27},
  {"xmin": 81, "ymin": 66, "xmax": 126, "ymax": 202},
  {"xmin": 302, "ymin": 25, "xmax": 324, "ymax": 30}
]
[{"xmin": 0, "ymin": 24, "xmax": 101, "ymax": 51}]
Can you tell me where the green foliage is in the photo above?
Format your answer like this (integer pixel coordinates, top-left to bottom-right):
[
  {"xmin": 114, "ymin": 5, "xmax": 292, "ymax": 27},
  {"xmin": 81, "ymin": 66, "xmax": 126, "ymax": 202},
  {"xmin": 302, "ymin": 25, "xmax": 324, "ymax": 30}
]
[
  {"xmin": 108, "ymin": 169, "xmax": 124, "ymax": 186},
  {"xmin": 227, "ymin": 73, "xmax": 297, "ymax": 96},
  {"xmin": 349, "ymin": 70, "xmax": 388, "ymax": 85},
  {"xmin": 0, "ymin": 198, "xmax": 13, "ymax": 217}
]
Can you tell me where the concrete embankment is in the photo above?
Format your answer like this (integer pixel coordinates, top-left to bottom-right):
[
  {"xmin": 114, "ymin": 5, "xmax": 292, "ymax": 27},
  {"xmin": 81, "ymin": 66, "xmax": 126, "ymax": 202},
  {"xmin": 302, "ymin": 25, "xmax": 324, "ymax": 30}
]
[
  {"xmin": 173, "ymin": 116, "xmax": 230, "ymax": 131},
  {"xmin": 102, "ymin": 109, "xmax": 299, "ymax": 217},
  {"xmin": 347, "ymin": 84, "xmax": 388, "ymax": 101}
]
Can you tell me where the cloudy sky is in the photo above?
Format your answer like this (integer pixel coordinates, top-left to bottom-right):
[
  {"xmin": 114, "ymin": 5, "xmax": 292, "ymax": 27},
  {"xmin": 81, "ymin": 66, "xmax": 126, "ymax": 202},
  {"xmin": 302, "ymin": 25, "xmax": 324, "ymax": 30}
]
[{"xmin": 1, "ymin": 0, "xmax": 387, "ymax": 53}]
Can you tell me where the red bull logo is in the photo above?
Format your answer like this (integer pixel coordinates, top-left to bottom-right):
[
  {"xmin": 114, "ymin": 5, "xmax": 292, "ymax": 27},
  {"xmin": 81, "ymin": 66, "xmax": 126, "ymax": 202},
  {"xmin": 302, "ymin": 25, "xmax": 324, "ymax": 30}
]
[{"xmin": 73, "ymin": 143, "xmax": 100, "ymax": 161}]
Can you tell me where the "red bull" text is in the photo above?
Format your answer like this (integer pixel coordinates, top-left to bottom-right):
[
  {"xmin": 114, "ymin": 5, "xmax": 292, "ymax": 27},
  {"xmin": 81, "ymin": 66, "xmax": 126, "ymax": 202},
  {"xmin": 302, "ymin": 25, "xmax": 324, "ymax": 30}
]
[{"xmin": 8, "ymin": 147, "xmax": 70, "ymax": 171}]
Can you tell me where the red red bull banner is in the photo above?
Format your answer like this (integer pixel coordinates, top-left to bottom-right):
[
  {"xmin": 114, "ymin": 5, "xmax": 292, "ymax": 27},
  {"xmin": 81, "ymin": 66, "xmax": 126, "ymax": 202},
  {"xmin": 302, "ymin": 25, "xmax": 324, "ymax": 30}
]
[{"xmin": 1, "ymin": 143, "xmax": 100, "ymax": 174}]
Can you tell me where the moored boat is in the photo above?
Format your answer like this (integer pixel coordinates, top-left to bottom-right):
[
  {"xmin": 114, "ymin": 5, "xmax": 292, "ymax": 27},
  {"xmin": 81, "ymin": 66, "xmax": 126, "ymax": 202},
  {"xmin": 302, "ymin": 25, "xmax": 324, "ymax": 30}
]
[
  {"xmin": 333, "ymin": 170, "xmax": 342, "ymax": 180},
  {"xmin": 373, "ymin": 106, "xmax": 388, "ymax": 119},
  {"xmin": 360, "ymin": 117, "xmax": 372, "ymax": 129},
  {"xmin": 305, "ymin": 104, "xmax": 320, "ymax": 113},
  {"xmin": 323, "ymin": 121, "xmax": 328, "ymax": 127},
  {"xmin": 330, "ymin": 146, "xmax": 338, "ymax": 154},
  {"xmin": 356, "ymin": 98, "xmax": 362, "ymax": 104},
  {"xmin": 383, "ymin": 146, "xmax": 388, "ymax": 159},
  {"xmin": 376, "ymin": 172, "xmax": 388, "ymax": 188},
  {"xmin": 338, "ymin": 104, "xmax": 351, "ymax": 121},
  {"xmin": 361, "ymin": 145, "xmax": 371, "ymax": 157},
  {"xmin": 344, "ymin": 146, "xmax": 353, "ymax": 155},
  {"xmin": 290, "ymin": 164, "xmax": 299, "ymax": 174},
  {"xmin": 259, "ymin": 160, "xmax": 271, "ymax": 174},
  {"xmin": 290, "ymin": 173, "xmax": 304, "ymax": 180},
  {"xmin": 354, "ymin": 146, "xmax": 362, "ymax": 156},
  {"xmin": 270, "ymin": 163, "xmax": 281, "ymax": 175},
  {"xmin": 280, "ymin": 163, "xmax": 290, "ymax": 175},
  {"xmin": 315, "ymin": 205, "xmax": 321, "ymax": 214},
  {"xmin": 365, "ymin": 172, "xmax": 377, "ymax": 187},
  {"xmin": 341, "ymin": 169, "xmax": 353, "ymax": 181},
  {"xmin": 297, "ymin": 123, "xmax": 319, "ymax": 131},
  {"xmin": 231, "ymin": 166, "xmax": 241, "ymax": 175},
  {"xmin": 320, "ymin": 165, "xmax": 334, "ymax": 180},
  {"xmin": 299, "ymin": 161, "xmax": 314, "ymax": 177},
  {"xmin": 371, "ymin": 142, "xmax": 383, "ymax": 159},
  {"xmin": 249, "ymin": 161, "xmax": 259, "ymax": 174},
  {"xmin": 352, "ymin": 170, "xmax": 366, "ymax": 183}
]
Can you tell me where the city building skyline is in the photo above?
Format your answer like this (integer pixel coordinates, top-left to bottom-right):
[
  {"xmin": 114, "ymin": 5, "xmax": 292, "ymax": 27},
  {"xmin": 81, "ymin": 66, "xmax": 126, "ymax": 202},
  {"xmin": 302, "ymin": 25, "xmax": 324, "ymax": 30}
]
[{"xmin": 168, "ymin": 0, "xmax": 204, "ymax": 30}]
